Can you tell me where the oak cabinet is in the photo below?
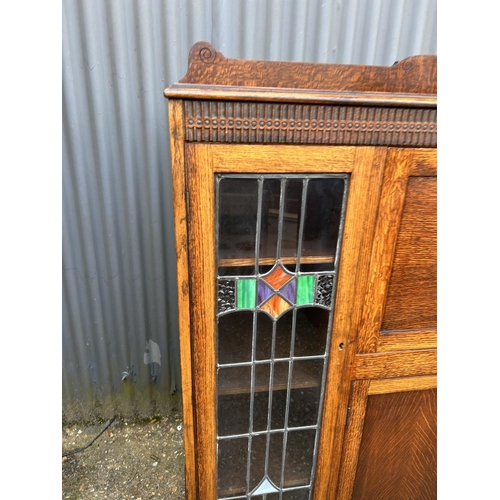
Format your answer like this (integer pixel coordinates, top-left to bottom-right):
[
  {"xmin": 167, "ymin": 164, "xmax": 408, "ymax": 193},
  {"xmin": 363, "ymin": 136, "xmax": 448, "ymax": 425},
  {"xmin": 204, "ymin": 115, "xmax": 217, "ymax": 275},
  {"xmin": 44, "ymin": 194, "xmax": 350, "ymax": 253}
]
[{"xmin": 164, "ymin": 42, "xmax": 437, "ymax": 500}]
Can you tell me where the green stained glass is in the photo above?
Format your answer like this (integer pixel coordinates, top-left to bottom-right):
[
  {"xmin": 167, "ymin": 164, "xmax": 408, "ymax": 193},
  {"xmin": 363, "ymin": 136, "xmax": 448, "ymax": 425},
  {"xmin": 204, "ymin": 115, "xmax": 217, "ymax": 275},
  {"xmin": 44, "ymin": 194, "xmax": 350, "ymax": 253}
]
[
  {"xmin": 296, "ymin": 275, "xmax": 315, "ymax": 305},
  {"xmin": 237, "ymin": 279, "xmax": 256, "ymax": 309}
]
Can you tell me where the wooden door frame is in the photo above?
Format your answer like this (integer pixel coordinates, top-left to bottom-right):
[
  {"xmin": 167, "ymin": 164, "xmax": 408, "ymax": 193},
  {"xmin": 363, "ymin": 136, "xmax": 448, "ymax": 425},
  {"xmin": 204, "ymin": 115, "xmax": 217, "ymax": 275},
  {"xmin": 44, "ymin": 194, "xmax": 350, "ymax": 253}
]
[{"xmin": 183, "ymin": 143, "xmax": 387, "ymax": 499}]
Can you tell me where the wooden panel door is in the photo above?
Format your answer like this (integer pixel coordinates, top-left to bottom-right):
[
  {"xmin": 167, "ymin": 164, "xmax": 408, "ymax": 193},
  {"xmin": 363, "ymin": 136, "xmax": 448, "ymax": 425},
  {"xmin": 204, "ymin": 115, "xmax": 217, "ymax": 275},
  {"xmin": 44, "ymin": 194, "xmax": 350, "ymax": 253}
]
[
  {"xmin": 334, "ymin": 148, "xmax": 437, "ymax": 500},
  {"xmin": 183, "ymin": 143, "xmax": 387, "ymax": 499}
]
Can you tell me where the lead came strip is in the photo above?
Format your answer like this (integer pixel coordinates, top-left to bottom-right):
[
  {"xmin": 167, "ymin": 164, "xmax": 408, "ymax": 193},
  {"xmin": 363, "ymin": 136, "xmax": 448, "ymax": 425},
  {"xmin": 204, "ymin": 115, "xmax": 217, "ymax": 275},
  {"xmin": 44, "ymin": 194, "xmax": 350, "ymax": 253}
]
[{"xmin": 246, "ymin": 178, "xmax": 264, "ymax": 495}]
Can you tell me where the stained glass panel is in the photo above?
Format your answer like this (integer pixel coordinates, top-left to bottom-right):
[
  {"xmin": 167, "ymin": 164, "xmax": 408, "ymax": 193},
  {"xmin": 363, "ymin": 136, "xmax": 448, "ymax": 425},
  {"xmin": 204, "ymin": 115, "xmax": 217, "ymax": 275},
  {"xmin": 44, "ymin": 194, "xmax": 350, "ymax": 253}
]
[
  {"xmin": 218, "ymin": 178, "xmax": 259, "ymax": 276},
  {"xmin": 296, "ymin": 275, "xmax": 315, "ymax": 305},
  {"xmin": 237, "ymin": 279, "xmax": 256, "ymax": 309},
  {"xmin": 281, "ymin": 179, "xmax": 304, "ymax": 271},
  {"xmin": 260, "ymin": 294, "xmax": 292, "ymax": 319},
  {"xmin": 300, "ymin": 178, "xmax": 345, "ymax": 272},
  {"xmin": 263, "ymin": 264, "xmax": 293, "ymax": 290},
  {"xmin": 281, "ymin": 278, "xmax": 297, "ymax": 303},
  {"xmin": 259, "ymin": 179, "xmax": 281, "ymax": 272},
  {"xmin": 216, "ymin": 174, "xmax": 348, "ymax": 500},
  {"xmin": 218, "ymin": 437, "xmax": 248, "ymax": 497},
  {"xmin": 218, "ymin": 279, "xmax": 236, "ymax": 312},
  {"xmin": 252, "ymin": 364, "xmax": 271, "ymax": 432},
  {"xmin": 284, "ymin": 430, "xmax": 316, "ymax": 486},
  {"xmin": 315, "ymin": 275, "xmax": 334, "ymax": 307},
  {"xmin": 218, "ymin": 311, "xmax": 253, "ymax": 364},
  {"xmin": 257, "ymin": 281, "xmax": 274, "ymax": 305},
  {"xmin": 293, "ymin": 308, "xmax": 329, "ymax": 357}
]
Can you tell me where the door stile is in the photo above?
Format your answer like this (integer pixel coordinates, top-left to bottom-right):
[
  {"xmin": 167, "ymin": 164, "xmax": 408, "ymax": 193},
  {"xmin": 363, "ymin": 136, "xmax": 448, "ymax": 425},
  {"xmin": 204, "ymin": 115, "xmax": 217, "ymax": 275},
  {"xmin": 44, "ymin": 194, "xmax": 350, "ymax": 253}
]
[
  {"xmin": 313, "ymin": 147, "xmax": 387, "ymax": 500},
  {"xmin": 185, "ymin": 143, "xmax": 218, "ymax": 499}
]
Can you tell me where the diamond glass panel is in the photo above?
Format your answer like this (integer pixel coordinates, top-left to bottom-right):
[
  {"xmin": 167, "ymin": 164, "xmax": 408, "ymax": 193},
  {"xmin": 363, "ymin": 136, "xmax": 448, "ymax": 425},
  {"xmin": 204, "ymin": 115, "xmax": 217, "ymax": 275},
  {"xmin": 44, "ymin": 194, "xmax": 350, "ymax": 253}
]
[
  {"xmin": 260, "ymin": 295, "xmax": 292, "ymax": 319},
  {"xmin": 257, "ymin": 281, "xmax": 274, "ymax": 305},
  {"xmin": 263, "ymin": 264, "xmax": 293, "ymax": 290},
  {"xmin": 280, "ymin": 278, "xmax": 296, "ymax": 303}
]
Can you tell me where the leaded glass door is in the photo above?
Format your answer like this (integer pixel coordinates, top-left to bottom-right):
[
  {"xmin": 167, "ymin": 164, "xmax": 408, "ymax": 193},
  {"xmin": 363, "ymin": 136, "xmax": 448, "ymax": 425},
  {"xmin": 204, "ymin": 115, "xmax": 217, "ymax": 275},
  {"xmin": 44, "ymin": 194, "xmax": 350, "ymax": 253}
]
[{"xmin": 185, "ymin": 144, "xmax": 386, "ymax": 500}]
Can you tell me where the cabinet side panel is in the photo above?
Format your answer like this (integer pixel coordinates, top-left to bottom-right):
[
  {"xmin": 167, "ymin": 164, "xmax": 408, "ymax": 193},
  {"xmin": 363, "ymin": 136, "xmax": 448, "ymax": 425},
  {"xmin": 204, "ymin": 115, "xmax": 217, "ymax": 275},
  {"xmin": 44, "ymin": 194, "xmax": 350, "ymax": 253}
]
[
  {"xmin": 168, "ymin": 100, "xmax": 197, "ymax": 499},
  {"xmin": 381, "ymin": 176, "xmax": 437, "ymax": 331},
  {"xmin": 351, "ymin": 389, "xmax": 437, "ymax": 500}
]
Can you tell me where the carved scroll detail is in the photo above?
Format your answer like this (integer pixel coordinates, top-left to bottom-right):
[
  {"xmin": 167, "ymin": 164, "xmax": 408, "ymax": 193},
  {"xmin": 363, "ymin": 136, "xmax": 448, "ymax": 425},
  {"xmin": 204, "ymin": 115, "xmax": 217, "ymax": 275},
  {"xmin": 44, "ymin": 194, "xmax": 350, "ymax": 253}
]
[
  {"xmin": 183, "ymin": 101, "xmax": 436, "ymax": 147},
  {"xmin": 199, "ymin": 46, "xmax": 216, "ymax": 64}
]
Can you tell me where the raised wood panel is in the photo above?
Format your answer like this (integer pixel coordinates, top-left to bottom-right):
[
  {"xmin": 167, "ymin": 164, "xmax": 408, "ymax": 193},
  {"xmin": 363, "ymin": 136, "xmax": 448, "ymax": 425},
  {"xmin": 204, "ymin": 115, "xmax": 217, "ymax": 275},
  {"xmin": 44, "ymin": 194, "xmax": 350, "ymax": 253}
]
[
  {"xmin": 381, "ymin": 175, "xmax": 437, "ymax": 331},
  {"xmin": 350, "ymin": 389, "xmax": 437, "ymax": 500},
  {"xmin": 335, "ymin": 377, "xmax": 436, "ymax": 500},
  {"xmin": 355, "ymin": 148, "xmax": 414, "ymax": 353},
  {"xmin": 411, "ymin": 149, "xmax": 437, "ymax": 176}
]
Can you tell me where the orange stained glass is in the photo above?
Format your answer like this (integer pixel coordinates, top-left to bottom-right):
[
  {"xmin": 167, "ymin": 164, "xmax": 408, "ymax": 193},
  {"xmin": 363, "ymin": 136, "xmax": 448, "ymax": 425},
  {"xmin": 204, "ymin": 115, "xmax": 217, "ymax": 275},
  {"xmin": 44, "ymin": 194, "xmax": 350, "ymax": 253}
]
[
  {"xmin": 259, "ymin": 294, "xmax": 292, "ymax": 319},
  {"xmin": 263, "ymin": 265, "xmax": 293, "ymax": 291}
]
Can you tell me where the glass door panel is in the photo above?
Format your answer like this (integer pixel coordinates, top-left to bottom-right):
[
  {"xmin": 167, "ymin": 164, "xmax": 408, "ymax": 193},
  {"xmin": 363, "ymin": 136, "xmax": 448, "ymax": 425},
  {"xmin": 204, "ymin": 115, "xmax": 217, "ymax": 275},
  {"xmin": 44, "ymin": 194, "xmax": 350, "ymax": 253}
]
[{"xmin": 216, "ymin": 175, "xmax": 349, "ymax": 499}]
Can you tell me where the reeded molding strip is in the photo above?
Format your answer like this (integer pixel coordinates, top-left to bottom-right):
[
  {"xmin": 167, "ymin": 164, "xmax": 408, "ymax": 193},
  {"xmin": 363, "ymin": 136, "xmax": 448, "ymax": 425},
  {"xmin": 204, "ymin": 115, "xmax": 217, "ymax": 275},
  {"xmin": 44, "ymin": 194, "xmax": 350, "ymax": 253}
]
[{"xmin": 184, "ymin": 101, "xmax": 437, "ymax": 147}]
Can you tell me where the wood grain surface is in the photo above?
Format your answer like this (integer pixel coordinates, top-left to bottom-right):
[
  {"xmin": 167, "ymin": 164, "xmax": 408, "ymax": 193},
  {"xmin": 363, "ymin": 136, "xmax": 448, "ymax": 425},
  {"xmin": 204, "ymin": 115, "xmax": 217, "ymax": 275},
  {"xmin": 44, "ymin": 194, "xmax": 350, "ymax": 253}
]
[
  {"xmin": 377, "ymin": 328, "xmax": 437, "ymax": 352},
  {"xmin": 335, "ymin": 381, "xmax": 371, "ymax": 500},
  {"xmin": 335, "ymin": 377, "xmax": 437, "ymax": 499},
  {"xmin": 182, "ymin": 100, "xmax": 436, "ymax": 147},
  {"xmin": 210, "ymin": 144, "xmax": 356, "ymax": 173},
  {"xmin": 167, "ymin": 99, "xmax": 197, "ymax": 500},
  {"xmin": 356, "ymin": 148, "xmax": 414, "ymax": 353},
  {"xmin": 313, "ymin": 147, "xmax": 386, "ymax": 500},
  {"xmin": 174, "ymin": 42, "xmax": 437, "ymax": 94},
  {"xmin": 351, "ymin": 389, "xmax": 437, "ymax": 500},
  {"xmin": 165, "ymin": 84, "xmax": 437, "ymax": 107},
  {"xmin": 411, "ymin": 149, "xmax": 437, "ymax": 176},
  {"xmin": 353, "ymin": 349, "xmax": 437, "ymax": 380},
  {"xmin": 368, "ymin": 375, "xmax": 436, "ymax": 395},
  {"xmin": 185, "ymin": 144, "xmax": 217, "ymax": 499}
]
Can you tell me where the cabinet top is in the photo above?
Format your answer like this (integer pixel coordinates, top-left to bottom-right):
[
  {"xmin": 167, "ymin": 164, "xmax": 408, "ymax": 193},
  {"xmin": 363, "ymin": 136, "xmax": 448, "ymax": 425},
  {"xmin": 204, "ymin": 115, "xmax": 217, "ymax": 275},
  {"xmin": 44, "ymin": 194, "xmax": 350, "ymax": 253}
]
[{"xmin": 164, "ymin": 41, "xmax": 436, "ymax": 107}]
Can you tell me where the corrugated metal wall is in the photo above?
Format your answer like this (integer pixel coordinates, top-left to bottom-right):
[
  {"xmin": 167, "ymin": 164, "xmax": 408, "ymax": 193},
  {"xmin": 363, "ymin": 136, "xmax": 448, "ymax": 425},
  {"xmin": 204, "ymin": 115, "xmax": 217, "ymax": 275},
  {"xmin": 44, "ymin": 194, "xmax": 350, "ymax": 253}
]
[{"xmin": 62, "ymin": 0, "xmax": 437, "ymax": 422}]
